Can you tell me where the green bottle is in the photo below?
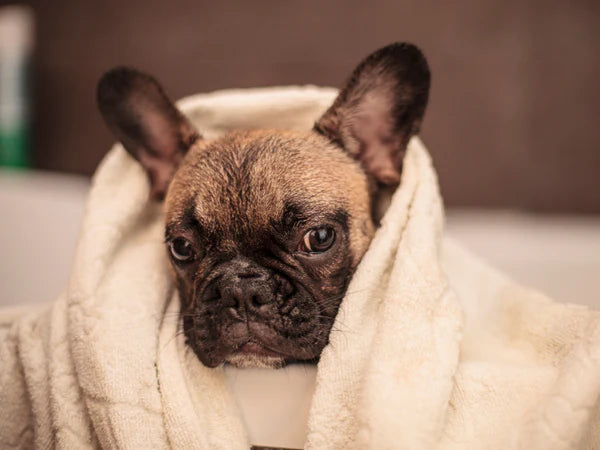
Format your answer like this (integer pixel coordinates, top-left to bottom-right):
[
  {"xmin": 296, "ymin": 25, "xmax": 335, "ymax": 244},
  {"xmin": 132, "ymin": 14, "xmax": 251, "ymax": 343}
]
[{"xmin": 0, "ymin": 6, "xmax": 33, "ymax": 168}]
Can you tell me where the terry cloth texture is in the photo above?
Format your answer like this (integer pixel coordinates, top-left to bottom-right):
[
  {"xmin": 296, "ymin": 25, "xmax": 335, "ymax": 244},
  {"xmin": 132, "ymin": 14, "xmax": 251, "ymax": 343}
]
[{"xmin": 1, "ymin": 86, "xmax": 599, "ymax": 449}]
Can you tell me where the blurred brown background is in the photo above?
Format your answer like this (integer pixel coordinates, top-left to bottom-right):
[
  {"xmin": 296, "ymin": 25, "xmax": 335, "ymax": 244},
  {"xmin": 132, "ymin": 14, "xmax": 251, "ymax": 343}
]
[{"xmin": 5, "ymin": 0, "xmax": 600, "ymax": 212}]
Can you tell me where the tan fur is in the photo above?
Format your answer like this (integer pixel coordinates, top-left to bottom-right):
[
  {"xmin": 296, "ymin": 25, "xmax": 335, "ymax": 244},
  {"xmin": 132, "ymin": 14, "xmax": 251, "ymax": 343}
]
[{"xmin": 165, "ymin": 129, "xmax": 375, "ymax": 268}]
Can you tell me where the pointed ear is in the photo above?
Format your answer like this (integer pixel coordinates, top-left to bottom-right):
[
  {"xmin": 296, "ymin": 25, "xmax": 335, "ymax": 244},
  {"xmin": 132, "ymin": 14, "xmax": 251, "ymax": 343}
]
[
  {"xmin": 97, "ymin": 67, "xmax": 200, "ymax": 200},
  {"xmin": 314, "ymin": 43, "xmax": 430, "ymax": 186}
]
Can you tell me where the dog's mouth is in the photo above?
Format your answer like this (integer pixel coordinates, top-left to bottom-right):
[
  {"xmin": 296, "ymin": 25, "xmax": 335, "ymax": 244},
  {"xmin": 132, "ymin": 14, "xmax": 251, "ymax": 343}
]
[
  {"xmin": 184, "ymin": 313, "xmax": 329, "ymax": 368},
  {"xmin": 224, "ymin": 319, "xmax": 319, "ymax": 363},
  {"xmin": 223, "ymin": 340, "xmax": 288, "ymax": 369}
]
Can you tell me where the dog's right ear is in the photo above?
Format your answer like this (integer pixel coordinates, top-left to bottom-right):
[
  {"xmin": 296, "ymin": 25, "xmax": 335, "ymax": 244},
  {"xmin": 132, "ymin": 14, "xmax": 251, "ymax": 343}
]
[{"xmin": 97, "ymin": 67, "xmax": 200, "ymax": 200}]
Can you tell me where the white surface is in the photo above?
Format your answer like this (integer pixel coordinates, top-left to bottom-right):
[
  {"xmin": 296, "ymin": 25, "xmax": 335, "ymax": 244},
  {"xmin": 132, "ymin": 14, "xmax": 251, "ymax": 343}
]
[
  {"xmin": 224, "ymin": 364, "xmax": 317, "ymax": 448},
  {"xmin": 0, "ymin": 169, "xmax": 88, "ymax": 305},
  {"xmin": 446, "ymin": 210, "xmax": 600, "ymax": 309},
  {"xmin": 1, "ymin": 170, "xmax": 599, "ymax": 309}
]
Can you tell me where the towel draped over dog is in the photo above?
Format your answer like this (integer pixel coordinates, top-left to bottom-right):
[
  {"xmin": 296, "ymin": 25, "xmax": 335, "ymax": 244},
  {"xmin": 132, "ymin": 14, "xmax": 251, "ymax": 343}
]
[{"xmin": 1, "ymin": 86, "xmax": 599, "ymax": 449}]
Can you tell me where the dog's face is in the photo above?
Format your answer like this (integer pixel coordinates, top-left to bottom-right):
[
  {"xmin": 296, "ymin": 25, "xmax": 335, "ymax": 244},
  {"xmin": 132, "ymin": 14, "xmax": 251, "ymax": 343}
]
[
  {"xmin": 97, "ymin": 43, "xmax": 430, "ymax": 368},
  {"xmin": 162, "ymin": 130, "xmax": 373, "ymax": 368}
]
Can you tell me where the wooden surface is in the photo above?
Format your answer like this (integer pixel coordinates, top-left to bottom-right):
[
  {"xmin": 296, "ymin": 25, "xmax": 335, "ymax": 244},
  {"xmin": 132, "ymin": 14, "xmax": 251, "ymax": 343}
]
[{"xmin": 11, "ymin": 0, "xmax": 600, "ymax": 211}]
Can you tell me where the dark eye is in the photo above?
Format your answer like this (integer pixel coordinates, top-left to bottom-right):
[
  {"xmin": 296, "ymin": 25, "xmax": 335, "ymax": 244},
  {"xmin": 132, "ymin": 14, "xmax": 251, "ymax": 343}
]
[
  {"xmin": 168, "ymin": 237, "xmax": 195, "ymax": 262},
  {"xmin": 299, "ymin": 227, "xmax": 336, "ymax": 254}
]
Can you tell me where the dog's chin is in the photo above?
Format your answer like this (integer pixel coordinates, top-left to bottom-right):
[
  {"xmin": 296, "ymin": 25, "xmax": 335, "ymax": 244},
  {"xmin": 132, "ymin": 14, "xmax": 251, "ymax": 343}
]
[
  {"xmin": 225, "ymin": 353, "xmax": 286, "ymax": 369},
  {"xmin": 224, "ymin": 341, "xmax": 288, "ymax": 368}
]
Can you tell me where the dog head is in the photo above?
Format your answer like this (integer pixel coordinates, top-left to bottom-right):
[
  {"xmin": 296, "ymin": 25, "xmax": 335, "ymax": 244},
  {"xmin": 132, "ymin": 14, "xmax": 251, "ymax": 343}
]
[{"xmin": 97, "ymin": 43, "xmax": 430, "ymax": 368}]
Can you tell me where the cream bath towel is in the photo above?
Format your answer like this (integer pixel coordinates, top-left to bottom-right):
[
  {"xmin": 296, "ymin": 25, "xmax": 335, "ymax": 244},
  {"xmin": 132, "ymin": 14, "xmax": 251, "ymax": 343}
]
[{"xmin": 1, "ymin": 87, "xmax": 599, "ymax": 449}]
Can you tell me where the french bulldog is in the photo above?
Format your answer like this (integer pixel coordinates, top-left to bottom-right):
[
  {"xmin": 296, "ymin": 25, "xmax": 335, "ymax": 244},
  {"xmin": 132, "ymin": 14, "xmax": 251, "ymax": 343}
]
[{"xmin": 97, "ymin": 42, "xmax": 430, "ymax": 369}]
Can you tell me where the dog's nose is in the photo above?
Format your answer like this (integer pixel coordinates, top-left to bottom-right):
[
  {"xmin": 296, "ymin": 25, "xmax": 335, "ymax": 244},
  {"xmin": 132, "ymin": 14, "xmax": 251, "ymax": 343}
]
[
  {"xmin": 207, "ymin": 256, "xmax": 279, "ymax": 316},
  {"xmin": 219, "ymin": 272, "xmax": 275, "ymax": 315},
  {"xmin": 202, "ymin": 256, "xmax": 293, "ymax": 318}
]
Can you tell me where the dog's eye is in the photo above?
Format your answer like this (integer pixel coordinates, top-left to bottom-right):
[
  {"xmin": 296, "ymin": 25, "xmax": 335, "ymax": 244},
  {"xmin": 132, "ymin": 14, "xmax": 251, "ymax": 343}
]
[
  {"xmin": 299, "ymin": 227, "xmax": 336, "ymax": 254},
  {"xmin": 169, "ymin": 237, "xmax": 195, "ymax": 262}
]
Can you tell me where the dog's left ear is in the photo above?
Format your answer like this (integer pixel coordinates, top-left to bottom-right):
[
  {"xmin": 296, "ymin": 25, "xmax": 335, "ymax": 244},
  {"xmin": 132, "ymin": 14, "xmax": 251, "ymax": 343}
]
[
  {"xmin": 315, "ymin": 42, "xmax": 430, "ymax": 186},
  {"xmin": 97, "ymin": 67, "xmax": 200, "ymax": 200}
]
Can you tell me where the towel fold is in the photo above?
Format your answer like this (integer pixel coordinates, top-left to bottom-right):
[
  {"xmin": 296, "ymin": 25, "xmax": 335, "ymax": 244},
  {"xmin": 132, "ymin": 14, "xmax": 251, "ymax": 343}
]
[{"xmin": 1, "ymin": 86, "xmax": 599, "ymax": 449}]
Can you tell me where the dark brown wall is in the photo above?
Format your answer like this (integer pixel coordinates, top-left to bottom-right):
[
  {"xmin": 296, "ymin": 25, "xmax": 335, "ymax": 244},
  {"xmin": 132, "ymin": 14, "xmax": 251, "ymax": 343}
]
[{"xmin": 9, "ymin": 0, "xmax": 600, "ymax": 211}]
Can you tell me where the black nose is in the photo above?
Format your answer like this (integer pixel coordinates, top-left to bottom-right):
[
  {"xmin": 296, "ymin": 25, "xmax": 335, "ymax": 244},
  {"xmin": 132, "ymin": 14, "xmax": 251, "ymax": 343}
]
[
  {"xmin": 208, "ymin": 258, "xmax": 278, "ymax": 318},
  {"xmin": 220, "ymin": 274, "xmax": 274, "ymax": 313}
]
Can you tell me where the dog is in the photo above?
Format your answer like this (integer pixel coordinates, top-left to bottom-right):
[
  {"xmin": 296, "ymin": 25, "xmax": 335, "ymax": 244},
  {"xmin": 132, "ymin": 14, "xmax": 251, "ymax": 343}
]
[{"xmin": 97, "ymin": 42, "xmax": 430, "ymax": 369}]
